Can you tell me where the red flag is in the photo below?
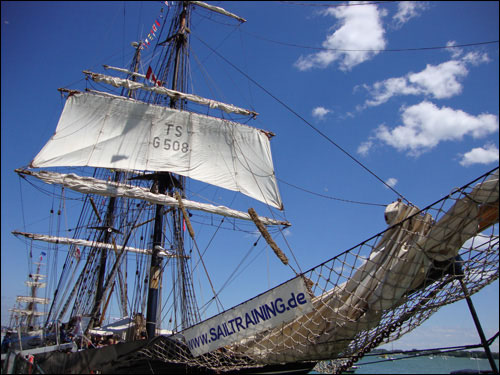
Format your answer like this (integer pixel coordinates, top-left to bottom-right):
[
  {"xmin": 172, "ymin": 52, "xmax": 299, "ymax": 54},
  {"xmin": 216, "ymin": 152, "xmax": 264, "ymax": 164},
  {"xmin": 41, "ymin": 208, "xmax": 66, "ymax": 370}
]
[
  {"xmin": 146, "ymin": 66, "xmax": 163, "ymax": 86},
  {"xmin": 146, "ymin": 66, "xmax": 153, "ymax": 80}
]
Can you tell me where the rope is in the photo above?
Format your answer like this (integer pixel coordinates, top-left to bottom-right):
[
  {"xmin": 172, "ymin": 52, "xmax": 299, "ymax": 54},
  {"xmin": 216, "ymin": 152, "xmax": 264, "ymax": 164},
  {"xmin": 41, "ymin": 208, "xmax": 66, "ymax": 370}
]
[{"xmin": 193, "ymin": 33, "xmax": 411, "ymax": 204}]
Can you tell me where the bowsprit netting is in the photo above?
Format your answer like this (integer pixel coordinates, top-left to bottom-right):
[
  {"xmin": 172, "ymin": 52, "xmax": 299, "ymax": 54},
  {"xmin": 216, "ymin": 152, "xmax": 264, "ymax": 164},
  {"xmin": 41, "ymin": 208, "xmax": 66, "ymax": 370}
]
[{"xmin": 137, "ymin": 167, "xmax": 499, "ymax": 373}]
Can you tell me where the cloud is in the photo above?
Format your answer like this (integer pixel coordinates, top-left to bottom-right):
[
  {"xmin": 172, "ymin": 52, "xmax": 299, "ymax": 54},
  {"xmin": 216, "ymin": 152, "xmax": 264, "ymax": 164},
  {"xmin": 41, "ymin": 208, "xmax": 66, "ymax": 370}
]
[
  {"xmin": 312, "ymin": 106, "xmax": 332, "ymax": 120},
  {"xmin": 361, "ymin": 50, "xmax": 489, "ymax": 108},
  {"xmin": 445, "ymin": 41, "xmax": 491, "ymax": 64},
  {"xmin": 385, "ymin": 177, "xmax": 398, "ymax": 188},
  {"xmin": 446, "ymin": 40, "xmax": 463, "ymax": 59},
  {"xmin": 459, "ymin": 144, "xmax": 499, "ymax": 166},
  {"xmin": 357, "ymin": 140, "xmax": 373, "ymax": 156},
  {"xmin": 392, "ymin": 1, "xmax": 428, "ymax": 28},
  {"xmin": 374, "ymin": 101, "xmax": 499, "ymax": 156},
  {"xmin": 295, "ymin": 2, "xmax": 386, "ymax": 71}
]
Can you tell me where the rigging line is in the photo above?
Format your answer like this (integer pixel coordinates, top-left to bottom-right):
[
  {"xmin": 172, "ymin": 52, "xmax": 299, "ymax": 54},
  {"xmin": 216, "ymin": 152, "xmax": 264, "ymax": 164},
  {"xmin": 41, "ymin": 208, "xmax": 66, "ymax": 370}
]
[
  {"xmin": 358, "ymin": 335, "xmax": 500, "ymax": 365},
  {"xmin": 243, "ymin": 30, "xmax": 499, "ymax": 52},
  {"xmin": 279, "ymin": 1, "xmax": 397, "ymax": 7},
  {"xmin": 194, "ymin": 34, "xmax": 410, "ymax": 204},
  {"xmin": 189, "ymin": 229, "xmax": 225, "ymax": 312},
  {"xmin": 18, "ymin": 176, "xmax": 28, "ymax": 235},
  {"xmin": 277, "ymin": 177, "xmax": 387, "ymax": 207},
  {"xmin": 199, "ymin": 238, "xmax": 265, "ymax": 317}
]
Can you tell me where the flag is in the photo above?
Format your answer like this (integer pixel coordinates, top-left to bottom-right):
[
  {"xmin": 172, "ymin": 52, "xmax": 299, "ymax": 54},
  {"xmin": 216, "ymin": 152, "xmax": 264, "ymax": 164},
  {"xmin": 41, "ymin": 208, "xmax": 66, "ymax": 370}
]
[
  {"xmin": 75, "ymin": 247, "xmax": 81, "ymax": 259},
  {"xmin": 146, "ymin": 66, "xmax": 163, "ymax": 86}
]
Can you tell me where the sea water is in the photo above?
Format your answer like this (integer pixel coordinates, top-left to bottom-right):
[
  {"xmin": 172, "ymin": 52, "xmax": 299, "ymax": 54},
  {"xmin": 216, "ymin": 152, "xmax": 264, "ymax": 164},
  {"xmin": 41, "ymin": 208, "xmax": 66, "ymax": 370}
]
[{"xmin": 310, "ymin": 355, "xmax": 499, "ymax": 374}]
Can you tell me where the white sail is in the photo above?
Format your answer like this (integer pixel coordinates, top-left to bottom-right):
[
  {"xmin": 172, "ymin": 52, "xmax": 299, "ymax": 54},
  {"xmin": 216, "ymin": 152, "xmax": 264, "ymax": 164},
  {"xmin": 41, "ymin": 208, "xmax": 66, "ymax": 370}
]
[
  {"xmin": 84, "ymin": 71, "xmax": 258, "ymax": 117},
  {"xmin": 16, "ymin": 169, "xmax": 288, "ymax": 226},
  {"xmin": 30, "ymin": 92, "xmax": 282, "ymax": 209},
  {"xmin": 12, "ymin": 231, "xmax": 181, "ymax": 258},
  {"xmin": 16, "ymin": 296, "xmax": 50, "ymax": 304}
]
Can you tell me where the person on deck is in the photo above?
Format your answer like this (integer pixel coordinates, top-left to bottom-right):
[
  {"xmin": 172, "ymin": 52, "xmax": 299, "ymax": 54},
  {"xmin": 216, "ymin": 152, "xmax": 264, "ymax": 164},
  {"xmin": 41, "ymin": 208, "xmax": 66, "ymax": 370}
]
[{"xmin": 1, "ymin": 331, "xmax": 12, "ymax": 353}]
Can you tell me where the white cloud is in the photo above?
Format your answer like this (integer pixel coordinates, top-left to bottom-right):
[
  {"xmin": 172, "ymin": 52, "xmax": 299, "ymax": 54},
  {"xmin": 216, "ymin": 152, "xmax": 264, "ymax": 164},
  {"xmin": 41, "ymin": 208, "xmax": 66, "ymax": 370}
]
[
  {"xmin": 312, "ymin": 106, "xmax": 332, "ymax": 120},
  {"xmin": 407, "ymin": 60, "xmax": 468, "ymax": 98},
  {"xmin": 459, "ymin": 144, "xmax": 499, "ymax": 166},
  {"xmin": 374, "ymin": 101, "xmax": 499, "ymax": 156},
  {"xmin": 385, "ymin": 177, "xmax": 398, "ymax": 188},
  {"xmin": 446, "ymin": 40, "xmax": 463, "ymax": 59},
  {"xmin": 362, "ymin": 51, "xmax": 489, "ymax": 108},
  {"xmin": 295, "ymin": 2, "xmax": 386, "ymax": 71},
  {"xmin": 392, "ymin": 1, "xmax": 428, "ymax": 28},
  {"xmin": 461, "ymin": 51, "xmax": 491, "ymax": 66},
  {"xmin": 357, "ymin": 140, "xmax": 373, "ymax": 156}
]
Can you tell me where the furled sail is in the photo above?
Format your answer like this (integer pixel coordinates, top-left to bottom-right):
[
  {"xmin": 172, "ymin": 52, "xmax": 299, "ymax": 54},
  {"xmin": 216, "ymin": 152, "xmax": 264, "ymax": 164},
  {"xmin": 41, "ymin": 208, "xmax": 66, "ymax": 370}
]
[
  {"xmin": 231, "ymin": 170, "xmax": 499, "ymax": 364},
  {"xmin": 16, "ymin": 169, "xmax": 288, "ymax": 226},
  {"xmin": 84, "ymin": 72, "xmax": 258, "ymax": 117},
  {"xmin": 9, "ymin": 309, "xmax": 47, "ymax": 317},
  {"xmin": 16, "ymin": 296, "xmax": 50, "ymax": 304},
  {"xmin": 12, "ymin": 231, "xmax": 180, "ymax": 258},
  {"xmin": 25, "ymin": 282, "xmax": 46, "ymax": 288},
  {"xmin": 190, "ymin": 1, "xmax": 246, "ymax": 23},
  {"xmin": 30, "ymin": 91, "xmax": 283, "ymax": 209}
]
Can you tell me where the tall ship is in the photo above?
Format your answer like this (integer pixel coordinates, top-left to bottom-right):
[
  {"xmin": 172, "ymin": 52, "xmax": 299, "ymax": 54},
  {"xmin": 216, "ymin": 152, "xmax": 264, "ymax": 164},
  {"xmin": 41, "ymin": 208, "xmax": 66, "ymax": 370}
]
[{"xmin": 2, "ymin": 2, "xmax": 498, "ymax": 374}]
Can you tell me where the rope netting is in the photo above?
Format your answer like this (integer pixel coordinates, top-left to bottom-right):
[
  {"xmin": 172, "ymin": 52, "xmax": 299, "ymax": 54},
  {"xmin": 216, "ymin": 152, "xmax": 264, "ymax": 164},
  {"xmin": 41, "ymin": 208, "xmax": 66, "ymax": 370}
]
[{"xmin": 136, "ymin": 167, "xmax": 499, "ymax": 373}]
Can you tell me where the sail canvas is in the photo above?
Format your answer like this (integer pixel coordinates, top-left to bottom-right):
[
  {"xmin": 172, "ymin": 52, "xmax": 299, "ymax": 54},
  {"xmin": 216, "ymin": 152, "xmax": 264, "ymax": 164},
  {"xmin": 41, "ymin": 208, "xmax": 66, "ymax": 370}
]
[{"xmin": 31, "ymin": 92, "xmax": 283, "ymax": 209}]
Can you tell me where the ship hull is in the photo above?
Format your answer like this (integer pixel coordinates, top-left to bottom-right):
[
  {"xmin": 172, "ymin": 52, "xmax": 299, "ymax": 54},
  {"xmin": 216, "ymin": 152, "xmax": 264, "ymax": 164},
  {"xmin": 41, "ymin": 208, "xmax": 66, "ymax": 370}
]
[{"xmin": 27, "ymin": 336, "xmax": 315, "ymax": 374}]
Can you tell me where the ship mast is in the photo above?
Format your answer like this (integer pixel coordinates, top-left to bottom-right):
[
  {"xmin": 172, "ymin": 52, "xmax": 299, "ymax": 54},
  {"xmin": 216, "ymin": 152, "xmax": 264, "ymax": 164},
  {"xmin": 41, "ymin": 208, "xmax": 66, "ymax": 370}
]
[
  {"xmin": 145, "ymin": 1, "xmax": 194, "ymax": 338},
  {"xmin": 142, "ymin": 0, "xmax": 249, "ymax": 338},
  {"xmin": 87, "ymin": 43, "xmax": 143, "ymax": 332}
]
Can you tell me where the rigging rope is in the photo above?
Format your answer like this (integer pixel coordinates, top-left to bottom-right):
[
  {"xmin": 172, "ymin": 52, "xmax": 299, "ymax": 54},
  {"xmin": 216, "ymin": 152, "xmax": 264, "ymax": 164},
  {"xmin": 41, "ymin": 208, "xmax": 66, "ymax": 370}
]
[
  {"xmin": 277, "ymin": 177, "xmax": 387, "ymax": 207},
  {"xmin": 242, "ymin": 31, "xmax": 499, "ymax": 53},
  {"xmin": 193, "ymin": 34, "xmax": 411, "ymax": 205}
]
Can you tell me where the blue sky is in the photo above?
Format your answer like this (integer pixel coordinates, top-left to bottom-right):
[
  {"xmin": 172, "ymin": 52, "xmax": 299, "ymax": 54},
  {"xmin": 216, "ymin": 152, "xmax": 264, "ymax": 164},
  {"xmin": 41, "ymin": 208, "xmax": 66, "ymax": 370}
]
[{"xmin": 1, "ymin": 1, "xmax": 498, "ymax": 353}]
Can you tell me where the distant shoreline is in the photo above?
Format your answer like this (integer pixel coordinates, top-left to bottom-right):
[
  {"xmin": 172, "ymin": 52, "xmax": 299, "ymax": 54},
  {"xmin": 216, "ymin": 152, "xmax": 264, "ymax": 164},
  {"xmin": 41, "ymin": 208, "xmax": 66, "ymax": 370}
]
[{"xmin": 371, "ymin": 348, "xmax": 499, "ymax": 360}]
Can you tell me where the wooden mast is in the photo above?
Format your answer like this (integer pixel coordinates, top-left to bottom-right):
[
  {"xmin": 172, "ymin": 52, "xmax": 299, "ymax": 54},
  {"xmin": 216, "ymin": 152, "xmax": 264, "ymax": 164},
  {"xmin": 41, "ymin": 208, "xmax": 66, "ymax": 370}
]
[
  {"xmin": 146, "ymin": 1, "xmax": 191, "ymax": 338},
  {"xmin": 87, "ymin": 42, "xmax": 143, "ymax": 333},
  {"xmin": 145, "ymin": 0, "xmax": 247, "ymax": 337}
]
